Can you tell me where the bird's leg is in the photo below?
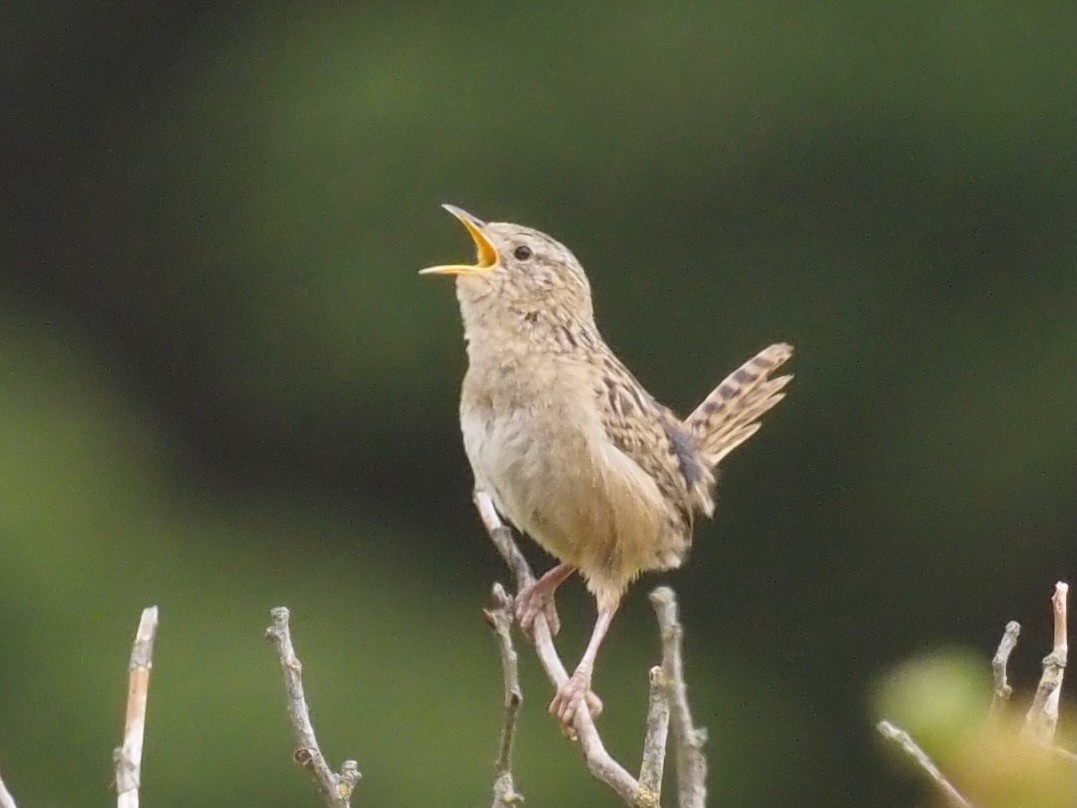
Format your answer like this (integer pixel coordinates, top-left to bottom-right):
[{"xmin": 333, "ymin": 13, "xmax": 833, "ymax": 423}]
[
  {"xmin": 516, "ymin": 562, "xmax": 575, "ymax": 637},
  {"xmin": 549, "ymin": 599, "xmax": 618, "ymax": 733}
]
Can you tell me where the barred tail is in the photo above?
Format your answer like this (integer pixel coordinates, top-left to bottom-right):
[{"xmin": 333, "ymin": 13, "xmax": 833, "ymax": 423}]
[{"xmin": 685, "ymin": 342, "xmax": 793, "ymax": 467}]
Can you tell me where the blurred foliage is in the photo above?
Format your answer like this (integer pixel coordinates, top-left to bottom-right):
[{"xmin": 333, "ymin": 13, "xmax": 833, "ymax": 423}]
[
  {"xmin": 874, "ymin": 649, "xmax": 1075, "ymax": 808},
  {"xmin": 1, "ymin": 2, "xmax": 1074, "ymax": 806}
]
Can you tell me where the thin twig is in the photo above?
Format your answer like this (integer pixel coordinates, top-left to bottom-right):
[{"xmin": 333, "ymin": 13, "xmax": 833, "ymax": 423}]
[
  {"xmin": 876, "ymin": 720, "xmax": 975, "ymax": 808},
  {"xmin": 1024, "ymin": 581, "xmax": 1068, "ymax": 744},
  {"xmin": 475, "ymin": 491, "xmax": 537, "ymax": 593},
  {"xmin": 473, "ymin": 490, "xmax": 647, "ymax": 805},
  {"xmin": 265, "ymin": 607, "xmax": 361, "ymax": 808},
  {"xmin": 637, "ymin": 666, "xmax": 671, "ymax": 803},
  {"xmin": 114, "ymin": 606, "xmax": 159, "ymax": 808},
  {"xmin": 485, "ymin": 583, "xmax": 524, "ymax": 808},
  {"xmin": 0, "ymin": 768, "xmax": 18, "ymax": 808},
  {"xmin": 651, "ymin": 587, "xmax": 707, "ymax": 808},
  {"xmin": 1040, "ymin": 743, "xmax": 1077, "ymax": 764},
  {"xmin": 989, "ymin": 620, "xmax": 1020, "ymax": 716}
]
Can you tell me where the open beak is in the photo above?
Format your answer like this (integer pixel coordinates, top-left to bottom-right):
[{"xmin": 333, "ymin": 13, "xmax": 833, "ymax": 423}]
[{"xmin": 419, "ymin": 204, "xmax": 500, "ymax": 276}]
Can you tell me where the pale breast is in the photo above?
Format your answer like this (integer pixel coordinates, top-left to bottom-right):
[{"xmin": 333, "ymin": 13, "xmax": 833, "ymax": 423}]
[
  {"xmin": 460, "ymin": 358, "xmax": 598, "ymax": 563},
  {"xmin": 460, "ymin": 354, "xmax": 685, "ymax": 605}
]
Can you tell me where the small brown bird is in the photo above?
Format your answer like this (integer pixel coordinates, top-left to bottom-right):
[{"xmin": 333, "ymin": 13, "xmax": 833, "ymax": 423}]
[{"xmin": 421, "ymin": 205, "xmax": 792, "ymax": 729}]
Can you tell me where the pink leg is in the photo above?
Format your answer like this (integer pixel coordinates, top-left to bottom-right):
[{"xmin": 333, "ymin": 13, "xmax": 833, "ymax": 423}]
[
  {"xmin": 549, "ymin": 600, "xmax": 619, "ymax": 732},
  {"xmin": 516, "ymin": 563, "xmax": 574, "ymax": 637}
]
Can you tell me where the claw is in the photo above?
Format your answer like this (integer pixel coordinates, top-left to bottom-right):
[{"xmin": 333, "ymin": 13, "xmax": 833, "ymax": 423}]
[
  {"xmin": 515, "ymin": 579, "xmax": 562, "ymax": 637},
  {"xmin": 584, "ymin": 689, "xmax": 604, "ymax": 717},
  {"xmin": 549, "ymin": 669, "xmax": 601, "ymax": 737}
]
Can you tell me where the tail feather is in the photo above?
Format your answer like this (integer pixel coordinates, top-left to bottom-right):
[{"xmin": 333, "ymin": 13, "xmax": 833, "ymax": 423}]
[{"xmin": 686, "ymin": 343, "xmax": 793, "ymax": 466}]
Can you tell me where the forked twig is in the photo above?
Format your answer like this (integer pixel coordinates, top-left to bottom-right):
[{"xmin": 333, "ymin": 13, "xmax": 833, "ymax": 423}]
[
  {"xmin": 651, "ymin": 587, "xmax": 707, "ymax": 808},
  {"xmin": 485, "ymin": 584, "xmax": 524, "ymax": 807},
  {"xmin": 1024, "ymin": 582, "xmax": 1068, "ymax": 744},
  {"xmin": 265, "ymin": 608, "xmax": 361, "ymax": 808},
  {"xmin": 474, "ymin": 490, "xmax": 687, "ymax": 807},
  {"xmin": 876, "ymin": 720, "xmax": 975, "ymax": 808},
  {"xmin": 114, "ymin": 606, "xmax": 159, "ymax": 808},
  {"xmin": 474, "ymin": 491, "xmax": 641, "ymax": 802}
]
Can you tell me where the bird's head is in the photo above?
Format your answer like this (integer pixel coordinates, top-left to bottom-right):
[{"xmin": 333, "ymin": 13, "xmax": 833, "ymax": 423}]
[{"xmin": 420, "ymin": 205, "xmax": 594, "ymax": 328}]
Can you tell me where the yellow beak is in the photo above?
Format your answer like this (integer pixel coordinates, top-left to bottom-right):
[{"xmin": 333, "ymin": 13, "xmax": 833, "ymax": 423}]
[{"xmin": 419, "ymin": 204, "xmax": 500, "ymax": 276}]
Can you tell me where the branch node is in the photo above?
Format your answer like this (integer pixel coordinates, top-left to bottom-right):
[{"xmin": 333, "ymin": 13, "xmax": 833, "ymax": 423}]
[
  {"xmin": 474, "ymin": 490, "xmax": 645, "ymax": 805},
  {"xmin": 266, "ymin": 607, "xmax": 361, "ymax": 808},
  {"xmin": 651, "ymin": 586, "xmax": 707, "ymax": 808},
  {"xmin": 116, "ymin": 605, "xmax": 159, "ymax": 808},
  {"xmin": 487, "ymin": 582, "xmax": 525, "ymax": 808},
  {"xmin": 989, "ymin": 620, "xmax": 1020, "ymax": 715},
  {"xmin": 638, "ymin": 666, "xmax": 670, "ymax": 803},
  {"xmin": 1023, "ymin": 581, "xmax": 1068, "ymax": 744}
]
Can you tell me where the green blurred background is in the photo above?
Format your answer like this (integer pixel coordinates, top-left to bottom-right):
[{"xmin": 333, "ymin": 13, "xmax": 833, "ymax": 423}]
[{"xmin": 2, "ymin": 3, "xmax": 1074, "ymax": 806}]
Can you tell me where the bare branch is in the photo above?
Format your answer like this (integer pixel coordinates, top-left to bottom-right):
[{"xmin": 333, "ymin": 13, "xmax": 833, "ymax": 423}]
[
  {"xmin": 114, "ymin": 605, "xmax": 159, "ymax": 808},
  {"xmin": 485, "ymin": 583, "xmax": 524, "ymax": 808},
  {"xmin": 1024, "ymin": 581, "xmax": 1068, "ymax": 744},
  {"xmin": 265, "ymin": 607, "xmax": 361, "ymax": 808},
  {"xmin": 474, "ymin": 491, "xmax": 537, "ymax": 592},
  {"xmin": 989, "ymin": 620, "xmax": 1020, "ymax": 716},
  {"xmin": 637, "ymin": 666, "xmax": 670, "ymax": 802},
  {"xmin": 473, "ymin": 491, "xmax": 648, "ymax": 806},
  {"xmin": 0, "ymin": 767, "xmax": 19, "ymax": 808},
  {"xmin": 1040, "ymin": 743, "xmax": 1077, "ymax": 764},
  {"xmin": 876, "ymin": 720, "xmax": 975, "ymax": 808},
  {"xmin": 650, "ymin": 587, "xmax": 707, "ymax": 808}
]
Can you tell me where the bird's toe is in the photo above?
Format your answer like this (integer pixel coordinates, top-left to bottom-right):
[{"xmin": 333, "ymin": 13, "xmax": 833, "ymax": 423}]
[
  {"xmin": 515, "ymin": 583, "xmax": 561, "ymax": 637},
  {"xmin": 549, "ymin": 670, "xmax": 598, "ymax": 737}
]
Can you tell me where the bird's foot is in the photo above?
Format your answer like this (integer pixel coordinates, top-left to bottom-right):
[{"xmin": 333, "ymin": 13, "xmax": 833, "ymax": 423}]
[
  {"xmin": 549, "ymin": 668, "xmax": 603, "ymax": 737},
  {"xmin": 515, "ymin": 578, "xmax": 562, "ymax": 637}
]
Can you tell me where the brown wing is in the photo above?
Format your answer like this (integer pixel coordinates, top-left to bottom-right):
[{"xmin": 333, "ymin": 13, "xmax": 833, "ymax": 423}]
[{"xmin": 591, "ymin": 349, "xmax": 714, "ymax": 532}]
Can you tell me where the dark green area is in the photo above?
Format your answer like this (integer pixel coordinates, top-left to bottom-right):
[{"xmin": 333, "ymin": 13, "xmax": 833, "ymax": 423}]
[{"xmin": 1, "ymin": 3, "xmax": 1073, "ymax": 806}]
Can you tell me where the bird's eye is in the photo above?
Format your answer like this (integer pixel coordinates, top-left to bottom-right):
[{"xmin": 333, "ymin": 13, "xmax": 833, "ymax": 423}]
[{"xmin": 513, "ymin": 245, "xmax": 533, "ymax": 261}]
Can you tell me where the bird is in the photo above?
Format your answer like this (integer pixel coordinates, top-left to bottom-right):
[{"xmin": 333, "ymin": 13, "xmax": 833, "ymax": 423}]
[{"xmin": 421, "ymin": 204, "xmax": 793, "ymax": 730}]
